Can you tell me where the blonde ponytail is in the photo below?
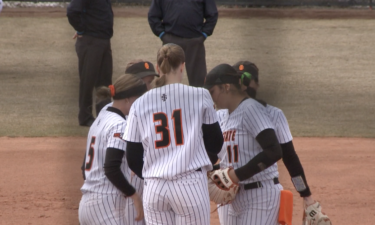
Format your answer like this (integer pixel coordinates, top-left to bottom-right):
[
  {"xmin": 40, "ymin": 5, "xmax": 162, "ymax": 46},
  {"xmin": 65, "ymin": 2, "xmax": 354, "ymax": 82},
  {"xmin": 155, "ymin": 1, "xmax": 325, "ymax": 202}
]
[{"xmin": 155, "ymin": 43, "xmax": 185, "ymax": 87}]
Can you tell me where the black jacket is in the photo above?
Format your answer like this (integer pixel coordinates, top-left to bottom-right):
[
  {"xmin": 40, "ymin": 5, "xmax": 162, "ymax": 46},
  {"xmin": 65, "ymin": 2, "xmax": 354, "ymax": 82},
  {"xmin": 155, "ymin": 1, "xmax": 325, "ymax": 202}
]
[
  {"xmin": 148, "ymin": 0, "xmax": 218, "ymax": 39},
  {"xmin": 67, "ymin": 0, "xmax": 114, "ymax": 39}
]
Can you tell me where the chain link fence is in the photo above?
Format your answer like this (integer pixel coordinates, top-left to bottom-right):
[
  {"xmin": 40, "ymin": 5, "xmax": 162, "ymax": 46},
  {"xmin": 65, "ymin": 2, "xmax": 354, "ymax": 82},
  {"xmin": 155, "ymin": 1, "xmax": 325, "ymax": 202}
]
[{"xmin": 2, "ymin": 0, "xmax": 373, "ymax": 7}]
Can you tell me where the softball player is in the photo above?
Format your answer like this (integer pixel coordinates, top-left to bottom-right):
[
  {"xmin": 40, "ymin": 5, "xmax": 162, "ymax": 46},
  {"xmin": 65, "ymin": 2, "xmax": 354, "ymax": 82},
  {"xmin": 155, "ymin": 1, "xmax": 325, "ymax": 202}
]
[
  {"xmin": 0, "ymin": 0, "xmax": 3, "ymax": 13},
  {"xmin": 232, "ymin": 61, "xmax": 316, "ymax": 204},
  {"xmin": 79, "ymin": 74, "xmax": 147, "ymax": 225},
  {"xmin": 124, "ymin": 43, "xmax": 224, "ymax": 225},
  {"xmin": 204, "ymin": 64, "xmax": 283, "ymax": 225}
]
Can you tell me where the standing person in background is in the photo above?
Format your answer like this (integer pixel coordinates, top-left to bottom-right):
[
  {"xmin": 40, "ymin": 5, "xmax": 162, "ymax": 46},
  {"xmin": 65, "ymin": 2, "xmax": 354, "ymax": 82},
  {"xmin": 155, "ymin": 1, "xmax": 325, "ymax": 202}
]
[
  {"xmin": 79, "ymin": 74, "xmax": 146, "ymax": 225},
  {"xmin": 0, "ymin": 0, "xmax": 3, "ymax": 13},
  {"xmin": 148, "ymin": 0, "xmax": 218, "ymax": 87},
  {"xmin": 67, "ymin": 0, "xmax": 114, "ymax": 127},
  {"xmin": 124, "ymin": 44, "xmax": 224, "ymax": 225}
]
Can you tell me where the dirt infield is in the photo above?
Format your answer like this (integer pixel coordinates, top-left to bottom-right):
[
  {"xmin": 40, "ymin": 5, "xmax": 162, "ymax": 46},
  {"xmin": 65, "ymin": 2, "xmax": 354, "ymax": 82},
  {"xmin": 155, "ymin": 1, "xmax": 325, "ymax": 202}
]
[{"xmin": 0, "ymin": 137, "xmax": 374, "ymax": 225}]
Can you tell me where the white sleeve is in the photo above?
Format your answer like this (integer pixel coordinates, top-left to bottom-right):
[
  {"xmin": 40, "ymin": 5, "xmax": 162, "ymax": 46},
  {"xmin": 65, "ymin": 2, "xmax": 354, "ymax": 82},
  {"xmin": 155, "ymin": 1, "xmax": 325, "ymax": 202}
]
[
  {"xmin": 107, "ymin": 121, "xmax": 127, "ymax": 150},
  {"xmin": 275, "ymin": 110, "xmax": 293, "ymax": 144},
  {"xmin": 124, "ymin": 104, "xmax": 142, "ymax": 143},
  {"xmin": 202, "ymin": 90, "xmax": 218, "ymax": 124},
  {"xmin": 243, "ymin": 103, "xmax": 274, "ymax": 137}
]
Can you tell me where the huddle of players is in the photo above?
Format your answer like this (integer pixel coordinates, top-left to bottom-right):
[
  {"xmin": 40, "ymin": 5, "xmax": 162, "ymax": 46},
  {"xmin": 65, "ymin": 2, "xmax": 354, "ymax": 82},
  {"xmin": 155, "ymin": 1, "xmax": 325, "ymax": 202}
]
[{"xmin": 79, "ymin": 43, "xmax": 316, "ymax": 225}]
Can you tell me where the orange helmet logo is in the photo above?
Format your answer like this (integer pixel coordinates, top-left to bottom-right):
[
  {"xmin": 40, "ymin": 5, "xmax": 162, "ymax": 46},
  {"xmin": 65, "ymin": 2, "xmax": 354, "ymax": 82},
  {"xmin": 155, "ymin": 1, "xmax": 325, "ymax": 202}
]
[
  {"xmin": 145, "ymin": 62, "xmax": 150, "ymax": 69},
  {"xmin": 239, "ymin": 65, "xmax": 244, "ymax": 71}
]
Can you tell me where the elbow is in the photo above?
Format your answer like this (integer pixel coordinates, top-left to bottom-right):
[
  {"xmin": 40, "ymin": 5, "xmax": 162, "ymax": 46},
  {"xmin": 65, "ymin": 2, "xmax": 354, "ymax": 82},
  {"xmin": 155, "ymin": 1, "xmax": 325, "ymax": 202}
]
[
  {"xmin": 103, "ymin": 165, "xmax": 115, "ymax": 177},
  {"xmin": 103, "ymin": 168, "xmax": 111, "ymax": 178},
  {"xmin": 66, "ymin": 10, "xmax": 75, "ymax": 18},
  {"xmin": 273, "ymin": 145, "xmax": 283, "ymax": 162}
]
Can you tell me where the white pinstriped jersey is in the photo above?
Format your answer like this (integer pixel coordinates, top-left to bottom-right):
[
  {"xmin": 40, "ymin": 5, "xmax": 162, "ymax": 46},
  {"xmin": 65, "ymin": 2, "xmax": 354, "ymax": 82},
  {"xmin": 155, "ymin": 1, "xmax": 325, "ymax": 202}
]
[
  {"xmin": 124, "ymin": 83, "xmax": 218, "ymax": 180},
  {"xmin": 81, "ymin": 107, "xmax": 138, "ymax": 195},
  {"xmin": 265, "ymin": 104, "xmax": 293, "ymax": 144},
  {"xmin": 217, "ymin": 98, "xmax": 279, "ymax": 184}
]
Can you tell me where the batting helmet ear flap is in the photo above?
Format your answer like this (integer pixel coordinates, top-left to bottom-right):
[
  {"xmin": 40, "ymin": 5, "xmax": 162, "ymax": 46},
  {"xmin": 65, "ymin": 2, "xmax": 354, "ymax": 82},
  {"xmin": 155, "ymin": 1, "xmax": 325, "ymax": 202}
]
[{"xmin": 241, "ymin": 72, "xmax": 252, "ymax": 86}]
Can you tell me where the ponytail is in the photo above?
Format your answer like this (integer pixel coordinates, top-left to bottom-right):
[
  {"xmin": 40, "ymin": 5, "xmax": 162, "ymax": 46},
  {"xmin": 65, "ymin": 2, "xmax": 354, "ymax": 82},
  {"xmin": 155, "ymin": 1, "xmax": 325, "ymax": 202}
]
[
  {"xmin": 155, "ymin": 43, "xmax": 185, "ymax": 87},
  {"xmin": 155, "ymin": 75, "xmax": 167, "ymax": 88}
]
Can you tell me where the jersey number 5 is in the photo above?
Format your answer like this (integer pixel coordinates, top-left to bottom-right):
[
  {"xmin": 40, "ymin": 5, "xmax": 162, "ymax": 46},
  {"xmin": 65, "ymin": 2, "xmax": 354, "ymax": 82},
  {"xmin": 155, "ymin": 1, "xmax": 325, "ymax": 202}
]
[
  {"xmin": 85, "ymin": 136, "xmax": 96, "ymax": 171},
  {"xmin": 153, "ymin": 109, "xmax": 184, "ymax": 148}
]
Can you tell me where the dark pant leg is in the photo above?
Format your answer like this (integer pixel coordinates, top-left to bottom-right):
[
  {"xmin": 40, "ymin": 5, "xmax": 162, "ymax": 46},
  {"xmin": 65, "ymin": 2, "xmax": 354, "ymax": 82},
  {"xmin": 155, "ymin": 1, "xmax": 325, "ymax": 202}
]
[
  {"xmin": 183, "ymin": 36, "xmax": 207, "ymax": 87},
  {"xmin": 95, "ymin": 40, "xmax": 113, "ymax": 116},
  {"xmin": 75, "ymin": 36, "xmax": 110, "ymax": 125}
]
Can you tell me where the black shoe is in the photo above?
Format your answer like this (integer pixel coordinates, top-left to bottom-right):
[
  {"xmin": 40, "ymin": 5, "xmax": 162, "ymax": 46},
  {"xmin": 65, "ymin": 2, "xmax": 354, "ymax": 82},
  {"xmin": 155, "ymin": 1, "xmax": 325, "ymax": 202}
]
[{"xmin": 79, "ymin": 118, "xmax": 95, "ymax": 127}]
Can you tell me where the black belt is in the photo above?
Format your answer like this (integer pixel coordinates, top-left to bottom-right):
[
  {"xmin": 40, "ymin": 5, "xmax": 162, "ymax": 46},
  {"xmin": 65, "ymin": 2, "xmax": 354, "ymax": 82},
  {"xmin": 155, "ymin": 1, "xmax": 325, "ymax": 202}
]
[
  {"xmin": 196, "ymin": 168, "xmax": 202, "ymax": 172},
  {"xmin": 244, "ymin": 178, "xmax": 279, "ymax": 190}
]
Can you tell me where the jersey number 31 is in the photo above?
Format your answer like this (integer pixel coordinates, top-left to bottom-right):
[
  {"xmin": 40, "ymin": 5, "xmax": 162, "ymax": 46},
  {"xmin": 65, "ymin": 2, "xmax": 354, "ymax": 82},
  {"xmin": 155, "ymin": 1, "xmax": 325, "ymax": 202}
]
[{"xmin": 153, "ymin": 109, "xmax": 184, "ymax": 149}]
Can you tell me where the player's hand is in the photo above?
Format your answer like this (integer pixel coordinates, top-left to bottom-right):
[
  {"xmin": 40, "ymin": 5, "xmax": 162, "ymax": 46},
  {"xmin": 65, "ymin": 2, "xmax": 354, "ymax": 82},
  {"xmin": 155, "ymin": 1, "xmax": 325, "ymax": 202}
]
[
  {"xmin": 228, "ymin": 168, "xmax": 240, "ymax": 184},
  {"xmin": 130, "ymin": 192, "xmax": 144, "ymax": 221},
  {"xmin": 72, "ymin": 33, "xmax": 83, "ymax": 39}
]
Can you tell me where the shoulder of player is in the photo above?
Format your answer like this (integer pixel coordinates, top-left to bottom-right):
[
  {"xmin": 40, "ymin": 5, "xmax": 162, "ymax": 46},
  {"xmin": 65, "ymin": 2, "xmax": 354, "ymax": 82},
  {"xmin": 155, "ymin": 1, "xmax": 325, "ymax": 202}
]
[
  {"xmin": 242, "ymin": 98, "xmax": 266, "ymax": 109},
  {"xmin": 265, "ymin": 103, "xmax": 285, "ymax": 116},
  {"xmin": 102, "ymin": 109, "xmax": 127, "ymax": 127},
  {"xmin": 180, "ymin": 84, "xmax": 211, "ymax": 96}
]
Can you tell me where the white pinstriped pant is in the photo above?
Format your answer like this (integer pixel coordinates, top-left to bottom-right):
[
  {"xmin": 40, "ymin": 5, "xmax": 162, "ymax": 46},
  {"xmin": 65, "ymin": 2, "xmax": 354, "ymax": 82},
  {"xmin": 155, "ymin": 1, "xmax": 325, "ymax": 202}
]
[
  {"xmin": 143, "ymin": 171, "xmax": 210, "ymax": 225},
  {"xmin": 79, "ymin": 187, "xmax": 145, "ymax": 225},
  {"xmin": 218, "ymin": 179, "xmax": 283, "ymax": 225}
]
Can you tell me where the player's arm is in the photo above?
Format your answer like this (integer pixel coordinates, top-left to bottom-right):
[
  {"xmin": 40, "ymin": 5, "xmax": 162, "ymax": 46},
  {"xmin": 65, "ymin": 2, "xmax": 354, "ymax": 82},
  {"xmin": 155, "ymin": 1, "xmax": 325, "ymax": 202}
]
[
  {"xmin": 125, "ymin": 142, "xmax": 144, "ymax": 179},
  {"xmin": 66, "ymin": 0, "xmax": 87, "ymax": 34},
  {"xmin": 202, "ymin": 122, "xmax": 224, "ymax": 164},
  {"xmin": 103, "ymin": 148, "xmax": 136, "ymax": 196},
  {"xmin": 148, "ymin": 0, "xmax": 165, "ymax": 38},
  {"xmin": 275, "ymin": 110, "xmax": 312, "ymax": 197},
  {"xmin": 234, "ymin": 128, "xmax": 282, "ymax": 181},
  {"xmin": 202, "ymin": 0, "xmax": 218, "ymax": 36},
  {"xmin": 81, "ymin": 152, "xmax": 86, "ymax": 180},
  {"xmin": 281, "ymin": 141, "xmax": 311, "ymax": 197},
  {"xmin": 202, "ymin": 90, "xmax": 224, "ymax": 164}
]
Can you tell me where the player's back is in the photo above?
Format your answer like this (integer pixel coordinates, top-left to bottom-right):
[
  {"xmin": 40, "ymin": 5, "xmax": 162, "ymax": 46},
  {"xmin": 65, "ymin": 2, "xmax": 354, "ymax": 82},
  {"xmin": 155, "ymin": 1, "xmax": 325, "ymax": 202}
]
[
  {"xmin": 127, "ymin": 83, "xmax": 216, "ymax": 180},
  {"xmin": 81, "ymin": 108, "xmax": 130, "ymax": 195}
]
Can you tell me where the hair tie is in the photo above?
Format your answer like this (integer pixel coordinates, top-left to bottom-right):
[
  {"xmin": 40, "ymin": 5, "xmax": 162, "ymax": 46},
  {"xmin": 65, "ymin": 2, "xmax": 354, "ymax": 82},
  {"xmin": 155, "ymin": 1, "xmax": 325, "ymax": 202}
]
[{"xmin": 109, "ymin": 85, "xmax": 115, "ymax": 97}]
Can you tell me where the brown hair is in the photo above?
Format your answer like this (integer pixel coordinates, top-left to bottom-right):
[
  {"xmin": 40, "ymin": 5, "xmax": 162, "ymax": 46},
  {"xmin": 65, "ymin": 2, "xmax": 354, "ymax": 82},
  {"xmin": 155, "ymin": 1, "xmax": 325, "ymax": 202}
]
[
  {"xmin": 155, "ymin": 43, "xmax": 185, "ymax": 87},
  {"xmin": 96, "ymin": 74, "xmax": 145, "ymax": 100}
]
